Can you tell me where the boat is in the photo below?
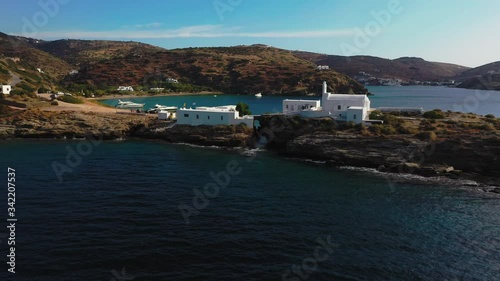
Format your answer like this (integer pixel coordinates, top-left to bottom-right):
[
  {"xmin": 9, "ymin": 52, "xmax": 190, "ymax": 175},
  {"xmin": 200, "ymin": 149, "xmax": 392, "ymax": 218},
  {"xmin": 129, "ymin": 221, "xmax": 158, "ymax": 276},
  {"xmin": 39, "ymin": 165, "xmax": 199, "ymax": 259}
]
[
  {"xmin": 146, "ymin": 104, "xmax": 177, "ymax": 113},
  {"xmin": 115, "ymin": 100, "xmax": 145, "ymax": 108},
  {"xmin": 255, "ymin": 93, "xmax": 262, "ymax": 98}
]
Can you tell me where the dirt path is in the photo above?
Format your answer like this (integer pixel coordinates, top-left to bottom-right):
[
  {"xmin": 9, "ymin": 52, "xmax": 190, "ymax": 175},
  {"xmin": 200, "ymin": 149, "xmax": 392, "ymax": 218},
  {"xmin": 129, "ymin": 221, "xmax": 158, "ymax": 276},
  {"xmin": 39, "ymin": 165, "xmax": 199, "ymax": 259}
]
[{"xmin": 38, "ymin": 94, "xmax": 131, "ymax": 113}]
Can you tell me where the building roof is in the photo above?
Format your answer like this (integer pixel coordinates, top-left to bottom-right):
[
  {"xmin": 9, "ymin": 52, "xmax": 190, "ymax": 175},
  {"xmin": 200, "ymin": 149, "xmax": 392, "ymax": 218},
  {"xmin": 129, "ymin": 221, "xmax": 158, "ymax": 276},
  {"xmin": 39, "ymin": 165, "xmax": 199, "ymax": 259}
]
[
  {"xmin": 325, "ymin": 94, "xmax": 368, "ymax": 101},
  {"xmin": 180, "ymin": 105, "xmax": 237, "ymax": 113}
]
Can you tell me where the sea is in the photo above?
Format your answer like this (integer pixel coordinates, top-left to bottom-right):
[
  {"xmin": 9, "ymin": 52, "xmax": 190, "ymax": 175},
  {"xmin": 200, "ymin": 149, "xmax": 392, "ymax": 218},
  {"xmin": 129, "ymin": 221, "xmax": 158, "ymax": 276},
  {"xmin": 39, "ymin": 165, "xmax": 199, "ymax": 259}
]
[
  {"xmin": 100, "ymin": 86, "xmax": 500, "ymax": 116},
  {"xmin": 1, "ymin": 86, "xmax": 499, "ymax": 280}
]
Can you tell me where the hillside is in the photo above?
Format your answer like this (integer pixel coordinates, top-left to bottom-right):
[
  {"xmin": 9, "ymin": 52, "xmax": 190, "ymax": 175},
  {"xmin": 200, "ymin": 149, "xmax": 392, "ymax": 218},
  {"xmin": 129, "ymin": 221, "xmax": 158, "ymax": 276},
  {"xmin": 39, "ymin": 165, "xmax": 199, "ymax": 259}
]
[
  {"xmin": 455, "ymin": 61, "xmax": 500, "ymax": 91},
  {"xmin": 34, "ymin": 39, "xmax": 165, "ymax": 66},
  {"xmin": 0, "ymin": 32, "xmax": 73, "ymax": 91},
  {"xmin": 0, "ymin": 32, "xmax": 367, "ymax": 96},
  {"xmin": 66, "ymin": 45, "xmax": 368, "ymax": 95},
  {"xmin": 294, "ymin": 52, "xmax": 468, "ymax": 82}
]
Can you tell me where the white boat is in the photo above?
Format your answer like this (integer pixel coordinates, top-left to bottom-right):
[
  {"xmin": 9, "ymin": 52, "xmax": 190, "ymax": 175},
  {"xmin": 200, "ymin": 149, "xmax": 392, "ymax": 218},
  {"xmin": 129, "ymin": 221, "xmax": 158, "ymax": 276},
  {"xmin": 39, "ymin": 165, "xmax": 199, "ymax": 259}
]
[
  {"xmin": 147, "ymin": 104, "xmax": 177, "ymax": 113},
  {"xmin": 255, "ymin": 93, "xmax": 262, "ymax": 98},
  {"xmin": 115, "ymin": 100, "xmax": 145, "ymax": 108}
]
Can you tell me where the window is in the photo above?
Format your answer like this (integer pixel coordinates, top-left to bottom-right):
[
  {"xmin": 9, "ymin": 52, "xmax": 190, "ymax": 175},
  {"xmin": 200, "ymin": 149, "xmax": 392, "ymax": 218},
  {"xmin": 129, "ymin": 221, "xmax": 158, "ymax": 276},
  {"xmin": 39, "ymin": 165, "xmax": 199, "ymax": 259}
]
[
  {"xmin": 353, "ymin": 114, "xmax": 357, "ymax": 119},
  {"xmin": 339, "ymin": 114, "xmax": 342, "ymax": 117},
  {"xmin": 221, "ymin": 116, "xmax": 224, "ymax": 120},
  {"xmin": 208, "ymin": 116, "xmax": 210, "ymax": 120},
  {"xmin": 184, "ymin": 114, "xmax": 189, "ymax": 117},
  {"xmin": 196, "ymin": 115, "xmax": 199, "ymax": 119},
  {"xmin": 286, "ymin": 105, "xmax": 289, "ymax": 109},
  {"xmin": 337, "ymin": 105, "xmax": 341, "ymax": 110}
]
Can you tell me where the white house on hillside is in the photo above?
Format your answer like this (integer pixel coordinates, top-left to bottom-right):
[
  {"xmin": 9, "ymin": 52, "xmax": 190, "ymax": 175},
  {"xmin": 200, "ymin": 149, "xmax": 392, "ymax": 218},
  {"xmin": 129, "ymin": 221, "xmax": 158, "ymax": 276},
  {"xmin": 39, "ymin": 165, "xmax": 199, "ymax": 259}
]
[
  {"xmin": 282, "ymin": 81, "xmax": 371, "ymax": 124},
  {"xmin": 1, "ymin": 84, "xmax": 12, "ymax": 95},
  {"xmin": 117, "ymin": 86, "xmax": 134, "ymax": 91},
  {"xmin": 177, "ymin": 105, "xmax": 254, "ymax": 127}
]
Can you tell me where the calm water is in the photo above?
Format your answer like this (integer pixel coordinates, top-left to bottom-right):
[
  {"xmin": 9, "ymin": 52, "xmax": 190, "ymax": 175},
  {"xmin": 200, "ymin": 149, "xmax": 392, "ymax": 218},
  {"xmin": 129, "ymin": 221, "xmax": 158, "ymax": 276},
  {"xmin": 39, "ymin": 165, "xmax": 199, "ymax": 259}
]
[
  {"xmin": 0, "ymin": 140, "xmax": 499, "ymax": 280},
  {"xmin": 101, "ymin": 86, "xmax": 500, "ymax": 116}
]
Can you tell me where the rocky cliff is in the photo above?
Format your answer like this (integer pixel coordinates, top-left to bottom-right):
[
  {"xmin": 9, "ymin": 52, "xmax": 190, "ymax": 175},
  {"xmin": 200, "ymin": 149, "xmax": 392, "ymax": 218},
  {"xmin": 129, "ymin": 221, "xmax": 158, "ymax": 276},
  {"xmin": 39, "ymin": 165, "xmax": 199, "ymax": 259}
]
[{"xmin": 255, "ymin": 115, "xmax": 500, "ymax": 187}]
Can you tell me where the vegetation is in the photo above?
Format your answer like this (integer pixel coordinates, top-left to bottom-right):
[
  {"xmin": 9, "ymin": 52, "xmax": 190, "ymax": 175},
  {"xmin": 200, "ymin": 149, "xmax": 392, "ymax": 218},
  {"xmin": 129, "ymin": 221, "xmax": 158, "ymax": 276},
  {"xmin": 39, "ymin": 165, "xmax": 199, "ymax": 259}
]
[
  {"xmin": 236, "ymin": 102, "xmax": 251, "ymax": 117},
  {"xmin": 57, "ymin": 95, "xmax": 84, "ymax": 104},
  {"xmin": 485, "ymin": 114, "xmax": 495, "ymax": 119},
  {"xmin": 423, "ymin": 109, "xmax": 445, "ymax": 119}
]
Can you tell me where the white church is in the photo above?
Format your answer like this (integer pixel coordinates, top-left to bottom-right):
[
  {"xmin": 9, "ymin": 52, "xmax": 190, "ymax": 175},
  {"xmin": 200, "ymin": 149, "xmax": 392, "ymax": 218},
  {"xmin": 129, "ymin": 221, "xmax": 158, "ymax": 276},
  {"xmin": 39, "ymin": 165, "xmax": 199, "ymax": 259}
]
[{"xmin": 283, "ymin": 81, "xmax": 371, "ymax": 124}]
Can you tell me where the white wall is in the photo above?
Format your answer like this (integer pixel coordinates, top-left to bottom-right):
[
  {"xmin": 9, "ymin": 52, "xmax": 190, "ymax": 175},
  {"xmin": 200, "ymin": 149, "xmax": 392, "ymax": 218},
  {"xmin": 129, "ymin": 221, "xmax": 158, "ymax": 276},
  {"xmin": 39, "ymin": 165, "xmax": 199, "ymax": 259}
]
[
  {"xmin": 322, "ymin": 94, "xmax": 370, "ymax": 119},
  {"xmin": 283, "ymin": 100, "xmax": 320, "ymax": 114},
  {"xmin": 177, "ymin": 108, "xmax": 238, "ymax": 126},
  {"xmin": 346, "ymin": 107, "xmax": 365, "ymax": 123},
  {"xmin": 1, "ymin": 85, "xmax": 11, "ymax": 95}
]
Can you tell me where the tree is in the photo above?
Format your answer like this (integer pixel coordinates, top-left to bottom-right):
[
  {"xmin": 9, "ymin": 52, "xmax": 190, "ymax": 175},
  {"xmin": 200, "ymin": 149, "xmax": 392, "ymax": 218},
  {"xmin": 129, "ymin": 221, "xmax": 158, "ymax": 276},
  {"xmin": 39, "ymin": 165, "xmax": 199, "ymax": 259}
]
[{"xmin": 236, "ymin": 102, "xmax": 251, "ymax": 117}]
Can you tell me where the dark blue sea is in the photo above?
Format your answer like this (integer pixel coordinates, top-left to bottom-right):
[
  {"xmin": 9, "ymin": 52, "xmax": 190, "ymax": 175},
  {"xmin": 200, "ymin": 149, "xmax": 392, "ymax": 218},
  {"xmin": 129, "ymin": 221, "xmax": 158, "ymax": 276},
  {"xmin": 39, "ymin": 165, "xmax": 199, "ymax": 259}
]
[{"xmin": 0, "ymin": 140, "xmax": 499, "ymax": 280}]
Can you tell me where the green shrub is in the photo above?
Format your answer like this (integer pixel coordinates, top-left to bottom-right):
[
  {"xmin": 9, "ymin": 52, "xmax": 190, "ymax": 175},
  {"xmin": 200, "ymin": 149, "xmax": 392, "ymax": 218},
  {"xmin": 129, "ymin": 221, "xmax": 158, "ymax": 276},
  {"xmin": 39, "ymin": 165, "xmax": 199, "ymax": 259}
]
[
  {"xmin": 369, "ymin": 124, "xmax": 383, "ymax": 135},
  {"xmin": 369, "ymin": 110, "xmax": 381, "ymax": 120},
  {"xmin": 423, "ymin": 110, "xmax": 444, "ymax": 119},
  {"xmin": 381, "ymin": 114, "xmax": 399, "ymax": 126},
  {"xmin": 485, "ymin": 114, "xmax": 495, "ymax": 119},
  {"xmin": 50, "ymin": 101, "xmax": 59, "ymax": 106},
  {"xmin": 416, "ymin": 131, "xmax": 437, "ymax": 141},
  {"xmin": 381, "ymin": 125, "xmax": 398, "ymax": 135},
  {"xmin": 57, "ymin": 95, "xmax": 84, "ymax": 104}
]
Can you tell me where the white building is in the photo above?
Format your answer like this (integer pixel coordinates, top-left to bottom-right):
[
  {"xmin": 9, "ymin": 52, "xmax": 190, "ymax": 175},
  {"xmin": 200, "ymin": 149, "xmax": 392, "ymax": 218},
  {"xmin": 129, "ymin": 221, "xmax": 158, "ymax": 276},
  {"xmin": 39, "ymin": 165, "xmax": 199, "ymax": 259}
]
[
  {"xmin": 316, "ymin": 65, "xmax": 330, "ymax": 70},
  {"xmin": 321, "ymin": 91, "xmax": 371, "ymax": 121},
  {"xmin": 150, "ymin": 88, "xmax": 164, "ymax": 92},
  {"xmin": 117, "ymin": 86, "xmax": 134, "ymax": 91},
  {"xmin": 282, "ymin": 81, "xmax": 371, "ymax": 124},
  {"xmin": 158, "ymin": 110, "xmax": 176, "ymax": 120},
  {"xmin": 1, "ymin": 84, "xmax": 12, "ymax": 95},
  {"xmin": 283, "ymin": 100, "xmax": 320, "ymax": 115},
  {"xmin": 177, "ymin": 105, "xmax": 254, "ymax": 127},
  {"xmin": 166, "ymin": 78, "xmax": 179, "ymax": 83}
]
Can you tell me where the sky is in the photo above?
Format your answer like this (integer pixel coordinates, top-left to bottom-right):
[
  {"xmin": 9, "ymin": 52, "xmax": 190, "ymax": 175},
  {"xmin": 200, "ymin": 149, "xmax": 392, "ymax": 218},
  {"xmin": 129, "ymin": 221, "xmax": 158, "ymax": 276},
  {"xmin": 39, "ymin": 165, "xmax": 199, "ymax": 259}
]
[{"xmin": 2, "ymin": 0, "xmax": 499, "ymax": 68}]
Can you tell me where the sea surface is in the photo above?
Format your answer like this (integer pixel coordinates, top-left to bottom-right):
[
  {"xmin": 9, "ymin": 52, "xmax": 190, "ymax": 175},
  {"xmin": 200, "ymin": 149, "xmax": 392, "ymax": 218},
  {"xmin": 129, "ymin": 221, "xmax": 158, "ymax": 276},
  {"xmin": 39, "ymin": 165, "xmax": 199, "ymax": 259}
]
[
  {"xmin": 0, "ymin": 140, "xmax": 499, "ymax": 281},
  {"xmin": 101, "ymin": 86, "xmax": 500, "ymax": 116}
]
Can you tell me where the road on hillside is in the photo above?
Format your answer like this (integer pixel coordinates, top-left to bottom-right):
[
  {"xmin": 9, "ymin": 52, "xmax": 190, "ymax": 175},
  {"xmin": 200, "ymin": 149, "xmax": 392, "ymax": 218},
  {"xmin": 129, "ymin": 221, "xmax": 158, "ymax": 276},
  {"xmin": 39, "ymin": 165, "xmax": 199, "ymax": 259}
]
[{"xmin": 8, "ymin": 71, "xmax": 21, "ymax": 86}]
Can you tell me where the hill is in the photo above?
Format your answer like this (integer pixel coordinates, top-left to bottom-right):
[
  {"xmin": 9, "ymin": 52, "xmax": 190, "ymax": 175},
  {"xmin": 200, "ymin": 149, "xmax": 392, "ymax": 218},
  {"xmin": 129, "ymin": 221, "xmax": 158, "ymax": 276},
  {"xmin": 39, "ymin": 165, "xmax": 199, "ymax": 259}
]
[
  {"xmin": 0, "ymin": 32, "xmax": 367, "ymax": 96},
  {"xmin": 455, "ymin": 61, "xmax": 500, "ymax": 91},
  {"xmin": 34, "ymin": 39, "xmax": 164, "ymax": 66},
  {"xmin": 294, "ymin": 52, "xmax": 468, "ymax": 83},
  {"xmin": 0, "ymin": 32, "xmax": 73, "ymax": 92},
  {"xmin": 66, "ymin": 45, "xmax": 368, "ymax": 95}
]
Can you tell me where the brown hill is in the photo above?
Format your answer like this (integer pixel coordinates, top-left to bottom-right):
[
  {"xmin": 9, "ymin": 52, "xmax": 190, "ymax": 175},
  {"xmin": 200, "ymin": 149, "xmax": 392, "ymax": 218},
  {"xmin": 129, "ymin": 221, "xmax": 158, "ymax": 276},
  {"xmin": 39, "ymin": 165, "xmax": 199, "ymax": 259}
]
[
  {"xmin": 34, "ymin": 39, "xmax": 164, "ymax": 66},
  {"xmin": 455, "ymin": 61, "xmax": 500, "ymax": 90},
  {"xmin": 0, "ymin": 32, "xmax": 72, "ymax": 91},
  {"xmin": 294, "ymin": 52, "xmax": 468, "ymax": 82},
  {"xmin": 67, "ymin": 45, "xmax": 368, "ymax": 95}
]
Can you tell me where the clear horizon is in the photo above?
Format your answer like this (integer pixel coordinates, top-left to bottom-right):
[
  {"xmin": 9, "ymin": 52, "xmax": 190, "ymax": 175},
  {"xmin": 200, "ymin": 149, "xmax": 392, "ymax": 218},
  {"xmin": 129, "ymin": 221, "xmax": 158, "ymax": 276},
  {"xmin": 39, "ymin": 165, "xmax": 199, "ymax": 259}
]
[{"xmin": 3, "ymin": 0, "xmax": 500, "ymax": 68}]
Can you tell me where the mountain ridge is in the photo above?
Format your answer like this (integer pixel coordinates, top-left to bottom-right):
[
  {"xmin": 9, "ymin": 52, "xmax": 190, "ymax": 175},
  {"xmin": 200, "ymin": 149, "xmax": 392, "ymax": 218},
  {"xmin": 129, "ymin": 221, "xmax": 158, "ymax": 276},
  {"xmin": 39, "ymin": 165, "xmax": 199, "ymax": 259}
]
[{"xmin": 1, "ymin": 32, "xmax": 499, "ymax": 94}]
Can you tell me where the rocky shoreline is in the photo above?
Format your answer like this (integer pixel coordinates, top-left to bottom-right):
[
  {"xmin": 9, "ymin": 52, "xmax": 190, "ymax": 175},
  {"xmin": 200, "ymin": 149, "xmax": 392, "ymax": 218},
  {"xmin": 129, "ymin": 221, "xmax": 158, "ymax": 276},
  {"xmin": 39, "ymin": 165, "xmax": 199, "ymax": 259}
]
[{"xmin": 1, "ymin": 109, "xmax": 499, "ymax": 191}]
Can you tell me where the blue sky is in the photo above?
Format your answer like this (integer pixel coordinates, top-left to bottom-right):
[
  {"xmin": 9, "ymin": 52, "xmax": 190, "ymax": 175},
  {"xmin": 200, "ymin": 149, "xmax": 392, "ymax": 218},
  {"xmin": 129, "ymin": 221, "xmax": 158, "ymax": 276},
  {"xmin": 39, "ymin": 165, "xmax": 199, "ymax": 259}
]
[{"xmin": 3, "ymin": 0, "xmax": 499, "ymax": 67}]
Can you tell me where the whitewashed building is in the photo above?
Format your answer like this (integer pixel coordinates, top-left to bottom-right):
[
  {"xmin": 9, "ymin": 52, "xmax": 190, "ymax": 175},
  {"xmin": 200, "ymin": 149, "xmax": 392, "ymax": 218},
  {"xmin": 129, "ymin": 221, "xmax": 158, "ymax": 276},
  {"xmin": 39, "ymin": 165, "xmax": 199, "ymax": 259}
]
[
  {"xmin": 117, "ymin": 86, "xmax": 134, "ymax": 91},
  {"xmin": 282, "ymin": 81, "xmax": 371, "ymax": 124},
  {"xmin": 158, "ymin": 110, "xmax": 176, "ymax": 120},
  {"xmin": 166, "ymin": 78, "xmax": 179, "ymax": 83},
  {"xmin": 1, "ymin": 84, "xmax": 12, "ymax": 95},
  {"xmin": 283, "ymin": 100, "xmax": 320, "ymax": 115},
  {"xmin": 177, "ymin": 105, "xmax": 254, "ymax": 127}
]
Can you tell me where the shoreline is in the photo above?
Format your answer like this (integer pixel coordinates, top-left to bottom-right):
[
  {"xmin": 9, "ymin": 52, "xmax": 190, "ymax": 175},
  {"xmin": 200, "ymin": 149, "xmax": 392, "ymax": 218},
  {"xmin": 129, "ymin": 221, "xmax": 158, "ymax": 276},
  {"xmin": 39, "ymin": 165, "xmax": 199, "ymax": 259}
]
[{"xmin": 92, "ymin": 91, "xmax": 224, "ymax": 100}]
